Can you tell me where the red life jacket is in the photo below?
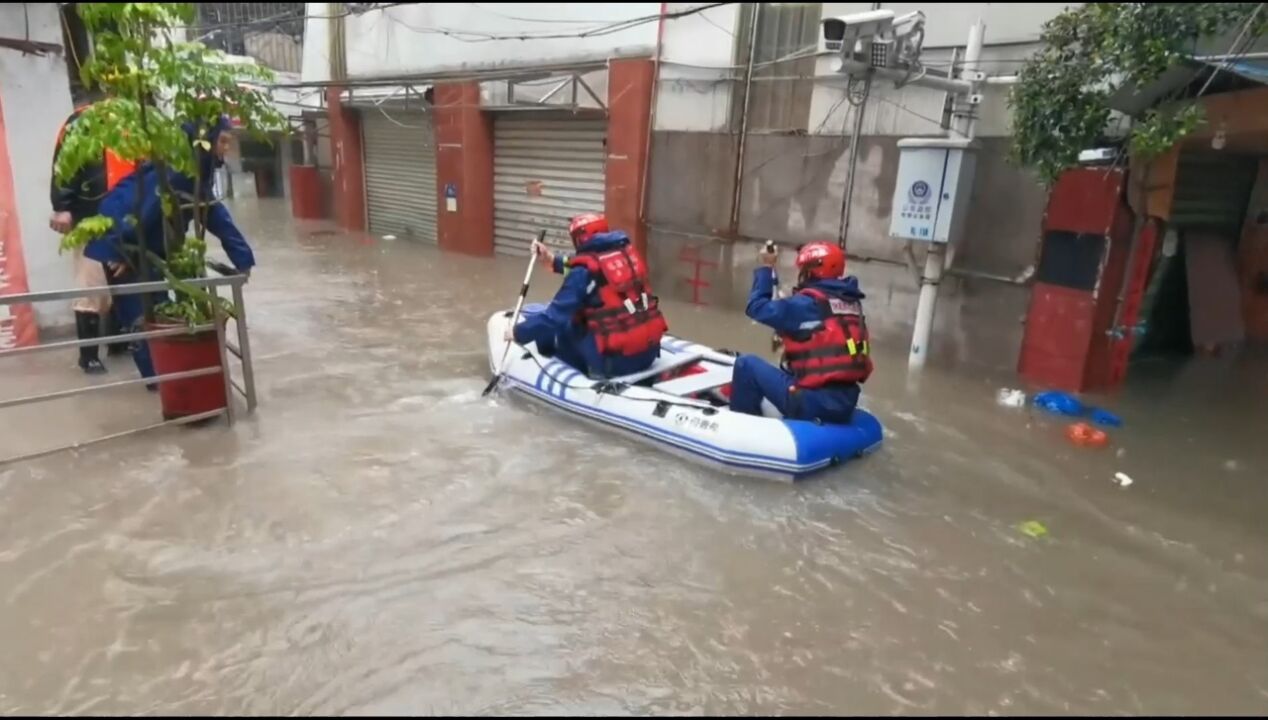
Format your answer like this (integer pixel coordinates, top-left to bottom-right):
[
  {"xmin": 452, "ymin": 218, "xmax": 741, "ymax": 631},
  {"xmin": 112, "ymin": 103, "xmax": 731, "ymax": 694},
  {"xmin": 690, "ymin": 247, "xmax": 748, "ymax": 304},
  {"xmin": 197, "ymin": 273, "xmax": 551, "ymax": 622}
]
[
  {"xmin": 568, "ymin": 246, "xmax": 668, "ymax": 357},
  {"xmin": 781, "ymin": 287, "xmax": 872, "ymax": 388},
  {"xmin": 57, "ymin": 104, "xmax": 137, "ymax": 192}
]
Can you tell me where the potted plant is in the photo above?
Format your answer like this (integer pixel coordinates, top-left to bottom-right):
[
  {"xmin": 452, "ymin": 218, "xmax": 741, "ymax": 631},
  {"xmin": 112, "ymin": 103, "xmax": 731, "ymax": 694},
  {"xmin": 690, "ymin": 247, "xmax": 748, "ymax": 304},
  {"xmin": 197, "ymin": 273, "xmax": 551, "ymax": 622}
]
[{"xmin": 55, "ymin": 3, "xmax": 285, "ymax": 419}]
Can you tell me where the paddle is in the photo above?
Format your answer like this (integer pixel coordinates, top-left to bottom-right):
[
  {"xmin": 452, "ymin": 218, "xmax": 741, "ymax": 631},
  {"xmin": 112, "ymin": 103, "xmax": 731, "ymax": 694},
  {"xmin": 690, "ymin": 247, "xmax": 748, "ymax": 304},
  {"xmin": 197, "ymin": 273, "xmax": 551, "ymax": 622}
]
[{"xmin": 483, "ymin": 229, "xmax": 547, "ymax": 397}]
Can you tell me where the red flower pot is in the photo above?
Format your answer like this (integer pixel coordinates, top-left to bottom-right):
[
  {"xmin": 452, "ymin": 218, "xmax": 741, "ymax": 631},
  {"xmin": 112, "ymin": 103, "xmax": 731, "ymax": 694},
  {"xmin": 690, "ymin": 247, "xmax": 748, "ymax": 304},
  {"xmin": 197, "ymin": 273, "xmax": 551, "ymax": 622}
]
[{"xmin": 147, "ymin": 321, "xmax": 227, "ymax": 420}]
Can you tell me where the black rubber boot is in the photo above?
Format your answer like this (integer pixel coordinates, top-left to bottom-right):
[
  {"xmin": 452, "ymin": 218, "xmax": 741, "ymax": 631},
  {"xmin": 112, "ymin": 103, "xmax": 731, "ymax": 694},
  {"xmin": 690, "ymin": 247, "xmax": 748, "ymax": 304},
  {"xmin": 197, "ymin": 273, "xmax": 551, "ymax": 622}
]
[
  {"xmin": 75, "ymin": 312, "xmax": 107, "ymax": 375},
  {"xmin": 105, "ymin": 307, "xmax": 130, "ymax": 355}
]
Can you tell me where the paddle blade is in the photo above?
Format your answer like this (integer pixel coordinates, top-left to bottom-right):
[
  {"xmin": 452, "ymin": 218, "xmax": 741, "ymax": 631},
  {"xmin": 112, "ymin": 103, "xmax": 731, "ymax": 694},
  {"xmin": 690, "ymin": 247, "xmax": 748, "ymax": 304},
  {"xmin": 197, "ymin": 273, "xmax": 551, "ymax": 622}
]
[{"xmin": 481, "ymin": 373, "xmax": 503, "ymax": 397}]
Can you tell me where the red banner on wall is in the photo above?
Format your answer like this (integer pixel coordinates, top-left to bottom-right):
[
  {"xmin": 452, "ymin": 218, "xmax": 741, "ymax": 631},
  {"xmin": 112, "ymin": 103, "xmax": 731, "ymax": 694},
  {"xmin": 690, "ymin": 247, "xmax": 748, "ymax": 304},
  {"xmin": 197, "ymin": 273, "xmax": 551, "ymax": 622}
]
[{"xmin": 0, "ymin": 94, "xmax": 40, "ymax": 350}]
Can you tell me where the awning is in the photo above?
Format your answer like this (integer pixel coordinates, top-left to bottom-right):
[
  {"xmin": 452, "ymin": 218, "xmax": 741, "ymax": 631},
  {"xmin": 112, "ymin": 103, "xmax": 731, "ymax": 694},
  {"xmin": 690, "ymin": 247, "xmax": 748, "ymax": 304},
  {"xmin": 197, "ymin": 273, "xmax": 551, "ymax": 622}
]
[{"xmin": 1109, "ymin": 56, "xmax": 1268, "ymax": 116}]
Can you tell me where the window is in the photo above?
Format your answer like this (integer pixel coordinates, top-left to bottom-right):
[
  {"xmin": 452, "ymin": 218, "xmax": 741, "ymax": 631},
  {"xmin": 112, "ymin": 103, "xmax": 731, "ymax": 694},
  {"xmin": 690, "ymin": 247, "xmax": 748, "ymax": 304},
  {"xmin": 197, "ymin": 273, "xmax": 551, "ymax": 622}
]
[{"xmin": 733, "ymin": 3, "xmax": 823, "ymax": 133}]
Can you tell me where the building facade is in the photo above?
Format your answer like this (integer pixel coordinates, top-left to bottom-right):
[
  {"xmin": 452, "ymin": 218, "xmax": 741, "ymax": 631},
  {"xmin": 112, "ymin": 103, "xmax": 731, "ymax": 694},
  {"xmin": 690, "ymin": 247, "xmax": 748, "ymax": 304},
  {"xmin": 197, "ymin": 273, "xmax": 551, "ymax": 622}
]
[
  {"xmin": 301, "ymin": 2, "xmax": 1075, "ymax": 369},
  {"xmin": 0, "ymin": 3, "xmax": 78, "ymax": 344}
]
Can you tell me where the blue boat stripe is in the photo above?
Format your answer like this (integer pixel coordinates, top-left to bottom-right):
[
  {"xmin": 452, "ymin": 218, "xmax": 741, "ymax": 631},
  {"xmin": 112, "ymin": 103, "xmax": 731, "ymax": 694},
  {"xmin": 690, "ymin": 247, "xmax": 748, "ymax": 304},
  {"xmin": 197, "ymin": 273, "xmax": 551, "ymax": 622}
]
[
  {"xmin": 557, "ymin": 369, "xmax": 582, "ymax": 399},
  {"xmin": 544, "ymin": 361, "xmax": 562, "ymax": 396},
  {"xmin": 506, "ymin": 377, "xmax": 832, "ymax": 475}
]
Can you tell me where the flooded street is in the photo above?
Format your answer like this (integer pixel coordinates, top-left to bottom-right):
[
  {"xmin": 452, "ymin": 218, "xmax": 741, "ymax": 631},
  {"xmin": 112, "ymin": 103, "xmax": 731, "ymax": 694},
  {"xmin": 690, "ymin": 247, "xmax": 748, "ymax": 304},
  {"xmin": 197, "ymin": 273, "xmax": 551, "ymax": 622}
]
[{"xmin": 1, "ymin": 200, "xmax": 1266, "ymax": 715}]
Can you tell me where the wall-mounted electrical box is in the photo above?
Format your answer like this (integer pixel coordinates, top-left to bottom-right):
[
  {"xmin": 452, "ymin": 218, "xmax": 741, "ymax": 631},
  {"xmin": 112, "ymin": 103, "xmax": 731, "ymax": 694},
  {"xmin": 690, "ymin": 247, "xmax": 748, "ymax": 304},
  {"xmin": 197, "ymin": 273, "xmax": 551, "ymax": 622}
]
[{"xmin": 888, "ymin": 137, "xmax": 978, "ymax": 244}]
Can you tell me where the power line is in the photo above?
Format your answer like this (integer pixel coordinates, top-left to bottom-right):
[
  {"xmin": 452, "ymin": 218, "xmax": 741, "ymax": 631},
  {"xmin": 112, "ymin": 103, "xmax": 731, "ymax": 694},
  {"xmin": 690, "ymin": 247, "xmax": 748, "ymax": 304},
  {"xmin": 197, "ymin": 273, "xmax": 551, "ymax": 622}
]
[
  {"xmin": 1196, "ymin": 2, "xmax": 1265, "ymax": 97},
  {"xmin": 178, "ymin": 2, "xmax": 417, "ymax": 36},
  {"xmin": 464, "ymin": 4, "xmax": 634, "ymax": 26},
  {"xmin": 698, "ymin": 12, "xmax": 737, "ymax": 39},
  {"xmin": 377, "ymin": 2, "xmax": 732, "ymax": 43},
  {"xmin": 869, "ymin": 94, "xmax": 946, "ymax": 129}
]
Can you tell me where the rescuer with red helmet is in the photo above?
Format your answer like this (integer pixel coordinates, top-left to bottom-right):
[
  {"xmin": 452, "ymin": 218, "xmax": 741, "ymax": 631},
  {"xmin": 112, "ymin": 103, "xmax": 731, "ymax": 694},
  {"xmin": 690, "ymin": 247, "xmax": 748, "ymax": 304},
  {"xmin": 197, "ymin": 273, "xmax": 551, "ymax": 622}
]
[
  {"xmin": 508, "ymin": 213, "xmax": 668, "ymax": 378},
  {"xmin": 729, "ymin": 240, "xmax": 872, "ymax": 424}
]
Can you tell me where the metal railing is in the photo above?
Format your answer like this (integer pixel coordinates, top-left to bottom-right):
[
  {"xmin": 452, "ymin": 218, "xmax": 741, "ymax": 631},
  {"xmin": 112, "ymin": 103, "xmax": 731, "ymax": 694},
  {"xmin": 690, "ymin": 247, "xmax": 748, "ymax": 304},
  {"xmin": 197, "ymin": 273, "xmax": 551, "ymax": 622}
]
[{"xmin": 0, "ymin": 272, "xmax": 257, "ymax": 466}]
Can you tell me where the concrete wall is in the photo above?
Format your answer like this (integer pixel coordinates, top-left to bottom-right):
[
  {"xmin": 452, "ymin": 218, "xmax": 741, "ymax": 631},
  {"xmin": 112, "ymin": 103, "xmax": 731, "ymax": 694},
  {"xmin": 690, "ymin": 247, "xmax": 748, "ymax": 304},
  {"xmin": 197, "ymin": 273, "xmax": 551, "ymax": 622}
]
[
  {"xmin": 301, "ymin": 1, "xmax": 1076, "ymax": 368},
  {"xmin": 0, "ymin": 4, "xmax": 77, "ymax": 332},
  {"xmin": 301, "ymin": 2, "xmax": 332, "ymax": 84},
  {"xmin": 342, "ymin": 3, "xmax": 661, "ymax": 78},
  {"xmin": 640, "ymin": 3, "xmax": 1070, "ymax": 370},
  {"xmin": 654, "ymin": 3, "xmax": 741, "ymax": 133}
]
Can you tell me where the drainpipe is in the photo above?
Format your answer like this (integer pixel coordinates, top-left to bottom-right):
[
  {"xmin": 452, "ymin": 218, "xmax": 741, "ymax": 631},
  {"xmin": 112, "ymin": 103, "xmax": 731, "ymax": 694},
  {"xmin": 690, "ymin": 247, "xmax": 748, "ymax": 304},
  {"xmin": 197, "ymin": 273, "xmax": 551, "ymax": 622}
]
[
  {"xmin": 728, "ymin": 2, "xmax": 761, "ymax": 236},
  {"xmin": 637, "ymin": 2, "xmax": 668, "ymax": 231}
]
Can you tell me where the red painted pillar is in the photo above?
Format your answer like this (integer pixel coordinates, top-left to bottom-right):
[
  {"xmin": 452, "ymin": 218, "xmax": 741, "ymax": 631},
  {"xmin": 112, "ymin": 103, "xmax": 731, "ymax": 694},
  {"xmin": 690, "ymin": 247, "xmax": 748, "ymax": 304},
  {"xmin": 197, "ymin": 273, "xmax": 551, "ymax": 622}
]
[
  {"xmin": 289, "ymin": 165, "xmax": 324, "ymax": 219},
  {"xmin": 433, "ymin": 82, "xmax": 495, "ymax": 256},
  {"xmin": 326, "ymin": 86, "xmax": 365, "ymax": 231},
  {"xmin": 605, "ymin": 58, "xmax": 655, "ymax": 259}
]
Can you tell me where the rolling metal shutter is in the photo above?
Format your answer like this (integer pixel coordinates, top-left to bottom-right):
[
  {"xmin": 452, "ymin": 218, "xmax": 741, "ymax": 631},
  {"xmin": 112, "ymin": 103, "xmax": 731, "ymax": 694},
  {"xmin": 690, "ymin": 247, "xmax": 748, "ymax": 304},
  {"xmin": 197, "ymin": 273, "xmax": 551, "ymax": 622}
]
[
  {"xmin": 493, "ymin": 115, "xmax": 606, "ymax": 255},
  {"xmin": 1170, "ymin": 153, "xmax": 1257, "ymax": 234},
  {"xmin": 362, "ymin": 110, "xmax": 438, "ymax": 243}
]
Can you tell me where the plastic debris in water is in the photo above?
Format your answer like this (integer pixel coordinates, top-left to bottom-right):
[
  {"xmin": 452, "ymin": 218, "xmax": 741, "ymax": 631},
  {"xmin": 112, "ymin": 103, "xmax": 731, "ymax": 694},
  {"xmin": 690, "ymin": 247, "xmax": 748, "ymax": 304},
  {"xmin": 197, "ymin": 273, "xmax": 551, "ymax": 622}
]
[
  {"xmin": 1034, "ymin": 390, "xmax": 1084, "ymax": 416},
  {"xmin": 1033, "ymin": 390, "xmax": 1126, "ymax": 429},
  {"xmin": 1017, "ymin": 520, "xmax": 1049, "ymax": 539},
  {"xmin": 382, "ymin": 234, "xmax": 397, "ymax": 241},
  {"xmin": 1090, "ymin": 408, "xmax": 1123, "ymax": 427},
  {"xmin": 1065, "ymin": 422, "xmax": 1108, "ymax": 448},
  {"xmin": 1113, "ymin": 472, "xmax": 1134, "ymax": 487},
  {"xmin": 997, "ymin": 388, "xmax": 1027, "ymax": 407}
]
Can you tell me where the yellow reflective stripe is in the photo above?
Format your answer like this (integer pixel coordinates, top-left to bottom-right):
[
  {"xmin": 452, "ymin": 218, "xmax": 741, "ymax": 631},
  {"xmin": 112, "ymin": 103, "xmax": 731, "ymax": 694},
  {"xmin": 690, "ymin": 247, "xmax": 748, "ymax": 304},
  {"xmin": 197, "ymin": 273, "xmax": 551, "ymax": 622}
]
[
  {"xmin": 846, "ymin": 338, "xmax": 857, "ymax": 356},
  {"xmin": 862, "ymin": 340, "xmax": 870, "ymax": 355}
]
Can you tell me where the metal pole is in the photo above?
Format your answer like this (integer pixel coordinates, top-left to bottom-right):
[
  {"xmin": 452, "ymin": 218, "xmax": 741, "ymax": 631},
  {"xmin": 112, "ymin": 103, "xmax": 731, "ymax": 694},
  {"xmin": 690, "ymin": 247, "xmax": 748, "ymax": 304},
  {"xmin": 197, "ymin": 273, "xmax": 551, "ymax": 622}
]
[
  {"xmin": 728, "ymin": 2, "xmax": 761, "ymax": 235},
  {"xmin": 837, "ymin": 75, "xmax": 871, "ymax": 249},
  {"xmin": 0, "ymin": 408, "xmax": 227, "ymax": 468},
  {"xmin": 232, "ymin": 281, "xmax": 258, "ymax": 413},
  {"xmin": 637, "ymin": 2, "xmax": 669, "ymax": 229},
  {"xmin": 0, "ymin": 367, "xmax": 225, "ymax": 411},
  {"xmin": 908, "ymin": 20, "xmax": 983, "ymax": 371},
  {"xmin": 213, "ymin": 292, "xmax": 235, "ymax": 426}
]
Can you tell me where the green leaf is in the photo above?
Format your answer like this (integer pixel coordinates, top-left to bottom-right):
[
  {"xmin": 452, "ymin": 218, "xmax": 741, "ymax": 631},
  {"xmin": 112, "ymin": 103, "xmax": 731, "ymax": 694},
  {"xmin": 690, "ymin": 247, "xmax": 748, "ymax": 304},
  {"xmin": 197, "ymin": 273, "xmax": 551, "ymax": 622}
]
[
  {"xmin": 59, "ymin": 215, "xmax": 114, "ymax": 253},
  {"xmin": 1010, "ymin": 3, "xmax": 1267, "ymax": 185}
]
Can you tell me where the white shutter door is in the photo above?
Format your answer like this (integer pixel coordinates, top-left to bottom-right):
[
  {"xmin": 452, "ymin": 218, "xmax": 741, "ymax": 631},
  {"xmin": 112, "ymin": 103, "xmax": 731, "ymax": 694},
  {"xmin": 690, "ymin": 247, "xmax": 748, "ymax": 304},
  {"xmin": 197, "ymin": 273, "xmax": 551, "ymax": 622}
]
[
  {"xmin": 493, "ymin": 115, "xmax": 607, "ymax": 256},
  {"xmin": 362, "ymin": 111, "xmax": 438, "ymax": 244}
]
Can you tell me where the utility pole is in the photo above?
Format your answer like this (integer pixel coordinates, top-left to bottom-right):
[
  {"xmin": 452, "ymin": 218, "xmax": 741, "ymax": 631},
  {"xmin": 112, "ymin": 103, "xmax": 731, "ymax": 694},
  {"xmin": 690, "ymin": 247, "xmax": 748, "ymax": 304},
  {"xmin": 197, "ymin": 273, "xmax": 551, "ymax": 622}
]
[
  {"xmin": 821, "ymin": 10, "xmax": 987, "ymax": 371},
  {"xmin": 907, "ymin": 20, "xmax": 984, "ymax": 370}
]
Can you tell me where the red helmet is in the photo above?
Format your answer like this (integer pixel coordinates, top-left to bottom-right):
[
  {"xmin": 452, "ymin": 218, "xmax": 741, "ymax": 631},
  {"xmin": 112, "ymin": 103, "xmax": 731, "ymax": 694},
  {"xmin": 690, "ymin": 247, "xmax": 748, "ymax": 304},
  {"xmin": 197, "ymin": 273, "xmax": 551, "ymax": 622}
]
[
  {"xmin": 568, "ymin": 213, "xmax": 609, "ymax": 246},
  {"xmin": 795, "ymin": 241, "xmax": 846, "ymax": 281}
]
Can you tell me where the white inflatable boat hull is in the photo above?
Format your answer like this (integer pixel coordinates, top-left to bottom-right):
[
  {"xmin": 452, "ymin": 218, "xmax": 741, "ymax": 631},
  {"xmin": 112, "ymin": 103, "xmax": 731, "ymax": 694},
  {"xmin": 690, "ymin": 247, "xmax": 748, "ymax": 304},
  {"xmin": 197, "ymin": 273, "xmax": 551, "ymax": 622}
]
[{"xmin": 487, "ymin": 305, "xmax": 883, "ymax": 481}]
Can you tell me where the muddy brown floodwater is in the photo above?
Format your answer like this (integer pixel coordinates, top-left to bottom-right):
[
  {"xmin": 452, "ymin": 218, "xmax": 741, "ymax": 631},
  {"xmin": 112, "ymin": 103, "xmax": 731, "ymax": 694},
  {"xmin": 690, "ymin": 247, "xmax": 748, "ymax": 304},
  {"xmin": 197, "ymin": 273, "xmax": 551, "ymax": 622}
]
[{"xmin": 1, "ymin": 200, "xmax": 1266, "ymax": 715}]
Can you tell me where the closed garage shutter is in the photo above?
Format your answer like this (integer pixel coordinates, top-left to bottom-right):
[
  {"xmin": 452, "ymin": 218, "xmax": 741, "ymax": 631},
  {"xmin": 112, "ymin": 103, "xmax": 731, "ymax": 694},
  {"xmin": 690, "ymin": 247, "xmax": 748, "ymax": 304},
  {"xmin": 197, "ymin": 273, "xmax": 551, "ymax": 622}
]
[
  {"xmin": 1171, "ymin": 153, "xmax": 1257, "ymax": 233},
  {"xmin": 362, "ymin": 110, "xmax": 438, "ymax": 243},
  {"xmin": 493, "ymin": 115, "xmax": 606, "ymax": 255}
]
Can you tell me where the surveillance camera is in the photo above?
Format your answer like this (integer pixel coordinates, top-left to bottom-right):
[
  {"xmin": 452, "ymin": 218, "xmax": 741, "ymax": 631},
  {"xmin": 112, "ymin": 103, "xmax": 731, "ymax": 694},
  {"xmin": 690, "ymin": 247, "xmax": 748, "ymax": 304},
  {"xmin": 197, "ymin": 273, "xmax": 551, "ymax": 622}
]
[{"xmin": 820, "ymin": 9, "xmax": 895, "ymax": 53}]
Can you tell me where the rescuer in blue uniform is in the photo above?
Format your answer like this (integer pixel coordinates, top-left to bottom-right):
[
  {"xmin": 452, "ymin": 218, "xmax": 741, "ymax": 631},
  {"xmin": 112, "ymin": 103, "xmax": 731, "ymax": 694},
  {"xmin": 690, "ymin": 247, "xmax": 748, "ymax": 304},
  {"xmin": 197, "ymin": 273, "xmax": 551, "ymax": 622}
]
[
  {"xmin": 730, "ymin": 241, "xmax": 872, "ymax": 424},
  {"xmin": 86, "ymin": 115, "xmax": 256, "ymax": 380},
  {"xmin": 508, "ymin": 213, "xmax": 667, "ymax": 379}
]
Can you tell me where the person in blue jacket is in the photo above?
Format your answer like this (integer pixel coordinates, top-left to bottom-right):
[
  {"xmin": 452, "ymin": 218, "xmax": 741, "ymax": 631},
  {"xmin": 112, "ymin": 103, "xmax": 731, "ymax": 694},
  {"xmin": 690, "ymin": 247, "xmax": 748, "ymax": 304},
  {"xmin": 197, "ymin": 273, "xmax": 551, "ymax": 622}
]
[
  {"xmin": 85, "ymin": 115, "xmax": 256, "ymax": 380},
  {"xmin": 731, "ymin": 240, "xmax": 873, "ymax": 424},
  {"xmin": 508, "ymin": 213, "xmax": 668, "ymax": 379}
]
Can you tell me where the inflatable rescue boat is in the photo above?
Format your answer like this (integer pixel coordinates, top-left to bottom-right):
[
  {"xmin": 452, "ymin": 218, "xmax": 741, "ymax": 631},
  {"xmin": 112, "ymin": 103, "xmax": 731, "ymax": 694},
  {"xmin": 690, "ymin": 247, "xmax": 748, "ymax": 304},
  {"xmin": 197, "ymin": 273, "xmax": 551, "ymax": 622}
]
[{"xmin": 487, "ymin": 305, "xmax": 883, "ymax": 481}]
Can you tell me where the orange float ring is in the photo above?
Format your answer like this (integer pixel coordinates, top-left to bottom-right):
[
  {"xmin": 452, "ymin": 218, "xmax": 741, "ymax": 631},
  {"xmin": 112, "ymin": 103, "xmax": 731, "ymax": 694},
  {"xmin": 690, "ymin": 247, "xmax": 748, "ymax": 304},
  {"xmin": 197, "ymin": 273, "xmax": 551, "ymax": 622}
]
[{"xmin": 1065, "ymin": 422, "xmax": 1109, "ymax": 448}]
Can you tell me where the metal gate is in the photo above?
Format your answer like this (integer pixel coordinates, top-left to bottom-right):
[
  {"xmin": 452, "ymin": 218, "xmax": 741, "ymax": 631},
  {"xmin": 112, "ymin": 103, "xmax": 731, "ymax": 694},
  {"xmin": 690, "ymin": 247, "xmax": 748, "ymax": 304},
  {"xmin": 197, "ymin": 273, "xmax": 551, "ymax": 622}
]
[
  {"xmin": 493, "ymin": 115, "xmax": 606, "ymax": 255},
  {"xmin": 362, "ymin": 110, "xmax": 438, "ymax": 243}
]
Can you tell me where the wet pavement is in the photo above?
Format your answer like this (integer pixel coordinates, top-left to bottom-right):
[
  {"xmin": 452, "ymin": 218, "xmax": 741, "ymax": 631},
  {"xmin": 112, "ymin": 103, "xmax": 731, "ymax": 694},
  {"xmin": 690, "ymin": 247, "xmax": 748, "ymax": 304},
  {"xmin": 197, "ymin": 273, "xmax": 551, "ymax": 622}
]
[{"xmin": 1, "ymin": 199, "xmax": 1266, "ymax": 715}]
